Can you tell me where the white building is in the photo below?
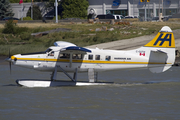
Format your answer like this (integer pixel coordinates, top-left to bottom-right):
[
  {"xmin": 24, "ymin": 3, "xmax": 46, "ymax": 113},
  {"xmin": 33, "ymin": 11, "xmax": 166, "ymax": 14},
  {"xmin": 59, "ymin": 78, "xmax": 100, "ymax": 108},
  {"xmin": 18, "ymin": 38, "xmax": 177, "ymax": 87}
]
[
  {"xmin": 88, "ymin": 0, "xmax": 180, "ymax": 18},
  {"xmin": 10, "ymin": 2, "xmax": 49, "ymax": 19},
  {"xmin": 11, "ymin": 3, "xmax": 31, "ymax": 19},
  {"xmin": 10, "ymin": 0, "xmax": 180, "ymax": 19}
]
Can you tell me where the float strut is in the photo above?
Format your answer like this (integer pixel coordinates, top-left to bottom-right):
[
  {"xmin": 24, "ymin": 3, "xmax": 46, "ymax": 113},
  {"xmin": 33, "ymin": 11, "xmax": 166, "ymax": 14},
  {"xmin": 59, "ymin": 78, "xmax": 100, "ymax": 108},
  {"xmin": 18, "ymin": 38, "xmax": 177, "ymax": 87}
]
[
  {"xmin": 51, "ymin": 65, "xmax": 57, "ymax": 81},
  {"xmin": 59, "ymin": 66, "xmax": 76, "ymax": 82}
]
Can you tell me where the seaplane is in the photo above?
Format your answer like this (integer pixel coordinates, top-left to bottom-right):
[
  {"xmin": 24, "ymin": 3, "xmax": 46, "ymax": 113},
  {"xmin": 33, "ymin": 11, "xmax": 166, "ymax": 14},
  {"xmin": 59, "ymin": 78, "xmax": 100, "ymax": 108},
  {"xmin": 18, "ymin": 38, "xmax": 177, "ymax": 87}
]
[{"xmin": 6, "ymin": 26, "xmax": 175, "ymax": 87}]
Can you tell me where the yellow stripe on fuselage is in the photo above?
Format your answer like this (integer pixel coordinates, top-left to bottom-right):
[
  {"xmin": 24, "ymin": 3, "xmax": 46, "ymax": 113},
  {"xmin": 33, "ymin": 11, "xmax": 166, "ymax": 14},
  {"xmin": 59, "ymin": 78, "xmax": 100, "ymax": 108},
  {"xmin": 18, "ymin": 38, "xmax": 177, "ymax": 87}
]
[{"xmin": 12, "ymin": 56, "xmax": 171, "ymax": 65}]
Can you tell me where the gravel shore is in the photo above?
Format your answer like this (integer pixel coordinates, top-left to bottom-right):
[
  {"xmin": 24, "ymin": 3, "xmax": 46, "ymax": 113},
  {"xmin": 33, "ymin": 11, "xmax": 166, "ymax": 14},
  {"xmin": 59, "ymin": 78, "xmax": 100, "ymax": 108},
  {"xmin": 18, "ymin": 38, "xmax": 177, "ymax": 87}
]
[{"xmin": 86, "ymin": 29, "xmax": 180, "ymax": 51}]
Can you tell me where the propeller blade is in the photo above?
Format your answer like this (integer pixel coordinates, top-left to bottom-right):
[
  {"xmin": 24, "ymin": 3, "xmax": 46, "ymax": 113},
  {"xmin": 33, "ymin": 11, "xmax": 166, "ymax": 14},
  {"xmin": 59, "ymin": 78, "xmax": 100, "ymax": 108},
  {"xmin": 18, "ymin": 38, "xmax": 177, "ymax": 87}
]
[
  {"xmin": 9, "ymin": 48, "xmax": 11, "ymax": 74},
  {"xmin": 9, "ymin": 61, "xmax": 11, "ymax": 74},
  {"xmin": 9, "ymin": 48, "xmax": 10, "ymax": 58}
]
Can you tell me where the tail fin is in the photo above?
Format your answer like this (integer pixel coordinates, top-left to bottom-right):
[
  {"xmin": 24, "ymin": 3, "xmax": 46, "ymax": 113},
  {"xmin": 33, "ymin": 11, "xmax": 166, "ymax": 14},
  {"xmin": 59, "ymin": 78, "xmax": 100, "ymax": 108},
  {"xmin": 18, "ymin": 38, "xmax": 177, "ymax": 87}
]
[
  {"xmin": 144, "ymin": 26, "xmax": 175, "ymax": 73},
  {"xmin": 144, "ymin": 26, "xmax": 175, "ymax": 48}
]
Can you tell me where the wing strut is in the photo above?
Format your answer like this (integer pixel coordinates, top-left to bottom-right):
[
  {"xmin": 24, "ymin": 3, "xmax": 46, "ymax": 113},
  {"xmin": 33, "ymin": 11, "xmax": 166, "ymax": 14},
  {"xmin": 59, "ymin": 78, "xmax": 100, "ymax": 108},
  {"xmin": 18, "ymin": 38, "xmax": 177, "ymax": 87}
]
[
  {"xmin": 51, "ymin": 65, "xmax": 57, "ymax": 81},
  {"xmin": 51, "ymin": 65, "xmax": 78, "ymax": 82},
  {"xmin": 59, "ymin": 66, "xmax": 77, "ymax": 82}
]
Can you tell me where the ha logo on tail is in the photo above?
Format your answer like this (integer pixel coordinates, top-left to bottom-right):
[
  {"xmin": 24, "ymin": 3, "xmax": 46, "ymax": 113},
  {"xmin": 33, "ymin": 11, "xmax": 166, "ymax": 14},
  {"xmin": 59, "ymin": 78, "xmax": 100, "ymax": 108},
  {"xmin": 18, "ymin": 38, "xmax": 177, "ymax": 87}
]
[{"xmin": 144, "ymin": 26, "xmax": 175, "ymax": 48}]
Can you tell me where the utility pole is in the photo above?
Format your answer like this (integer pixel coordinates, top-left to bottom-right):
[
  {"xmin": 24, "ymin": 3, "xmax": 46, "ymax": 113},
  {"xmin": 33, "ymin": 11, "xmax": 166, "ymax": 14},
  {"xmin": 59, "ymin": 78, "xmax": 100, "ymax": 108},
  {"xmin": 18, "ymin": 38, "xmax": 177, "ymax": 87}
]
[
  {"xmin": 140, "ymin": 0, "xmax": 150, "ymax": 21},
  {"xmin": 145, "ymin": 1, "xmax": 147, "ymax": 21},
  {"xmin": 55, "ymin": 0, "xmax": 58, "ymax": 23},
  {"xmin": 31, "ymin": 0, "xmax": 33, "ymax": 20},
  {"xmin": 159, "ymin": 0, "xmax": 160, "ymax": 21},
  {"xmin": 162, "ymin": 0, "xmax": 163, "ymax": 16}
]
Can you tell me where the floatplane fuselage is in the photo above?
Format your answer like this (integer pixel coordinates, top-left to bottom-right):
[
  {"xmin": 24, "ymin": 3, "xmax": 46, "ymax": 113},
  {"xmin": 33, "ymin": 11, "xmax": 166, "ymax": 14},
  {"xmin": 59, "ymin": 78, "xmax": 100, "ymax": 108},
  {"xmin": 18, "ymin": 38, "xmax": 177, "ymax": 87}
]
[{"xmin": 6, "ymin": 26, "xmax": 176, "ymax": 87}]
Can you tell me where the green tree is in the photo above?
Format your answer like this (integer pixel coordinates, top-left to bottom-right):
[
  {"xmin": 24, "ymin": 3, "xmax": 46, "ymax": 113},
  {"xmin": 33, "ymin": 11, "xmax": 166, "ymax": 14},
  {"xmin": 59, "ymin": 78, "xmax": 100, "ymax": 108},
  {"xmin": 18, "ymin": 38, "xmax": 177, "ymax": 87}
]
[
  {"xmin": 61, "ymin": 0, "xmax": 89, "ymax": 19},
  {"xmin": 0, "ymin": 0, "xmax": 14, "ymax": 19},
  {"xmin": 27, "ymin": 4, "xmax": 42, "ymax": 20}
]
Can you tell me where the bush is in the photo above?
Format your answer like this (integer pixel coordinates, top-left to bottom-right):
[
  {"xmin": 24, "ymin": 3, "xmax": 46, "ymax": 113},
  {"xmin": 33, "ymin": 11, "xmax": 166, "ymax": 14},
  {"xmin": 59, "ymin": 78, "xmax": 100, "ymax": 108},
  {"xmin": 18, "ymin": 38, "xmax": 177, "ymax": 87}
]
[
  {"xmin": 2, "ymin": 20, "xmax": 16, "ymax": 34},
  {"xmin": 2, "ymin": 20, "xmax": 29, "ymax": 34},
  {"xmin": 27, "ymin": 5, "xmax": 42, "ymax": 20},
  {"xmin": 14, "ymin": 27, "xmax": 29, "ymax": 34},
  {"xmin": 20, "ymin": 32, "xmax": 31, "ymax": 40},
  {"xmin": 23, "ymin": 16, "xmax": 33, "ymax": 20}
]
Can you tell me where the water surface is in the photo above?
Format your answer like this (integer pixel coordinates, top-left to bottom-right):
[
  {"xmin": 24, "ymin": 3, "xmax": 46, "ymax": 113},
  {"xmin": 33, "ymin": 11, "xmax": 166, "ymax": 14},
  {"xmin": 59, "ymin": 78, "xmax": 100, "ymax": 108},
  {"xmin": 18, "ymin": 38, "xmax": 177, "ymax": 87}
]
[{"xmin": 0, "ymin": 64, "xmax": 180, "ymax": 120}]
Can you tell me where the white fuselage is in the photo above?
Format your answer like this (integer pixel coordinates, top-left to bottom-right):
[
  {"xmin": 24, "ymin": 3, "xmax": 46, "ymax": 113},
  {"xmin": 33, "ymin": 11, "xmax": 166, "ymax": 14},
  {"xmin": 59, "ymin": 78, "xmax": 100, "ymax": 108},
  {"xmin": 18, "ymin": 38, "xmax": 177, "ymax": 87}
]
[{"xmin": 11, "ymin": 46, "xmax": 175, "ymax": 73}]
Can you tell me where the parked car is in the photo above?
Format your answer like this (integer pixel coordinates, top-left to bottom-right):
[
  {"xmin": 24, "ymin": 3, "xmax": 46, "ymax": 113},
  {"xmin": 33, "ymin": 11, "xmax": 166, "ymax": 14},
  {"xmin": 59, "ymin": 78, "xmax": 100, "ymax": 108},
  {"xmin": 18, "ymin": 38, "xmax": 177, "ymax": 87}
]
[
  {"xmin": 133, "ymin": 16, "xmax": 139, "ymax": 18},
  {"xmin": 2, "ymin": 17, "xmax": 19, "ymax": 23},
  {"xmin": 2, "ymin": 17, "xmax": 19, "ymax": 21},
  {"xmin": 151, "ymin": 17, "xmax": 160, "ymax": 22},
  {"xmin": 113, "ymin": 15, "xmax": 121, "ymax": 20},
  {"xmin": 113, "ymin": 15, "xmax": 125, "ymax": 19},
  {"xmin": 120, "ymin": 15, "xmax": 125, "ymax": 19},
  {"xmin": 96, "ymin": 14, "xmax": 115, "ymax": 19},
  {"xmin": 44, "ymin": 9, "xmax": 55, "ymax": 20},
  {"xmin": 125, "ymin": 16, "xmax": 134, "ymax": 18}
]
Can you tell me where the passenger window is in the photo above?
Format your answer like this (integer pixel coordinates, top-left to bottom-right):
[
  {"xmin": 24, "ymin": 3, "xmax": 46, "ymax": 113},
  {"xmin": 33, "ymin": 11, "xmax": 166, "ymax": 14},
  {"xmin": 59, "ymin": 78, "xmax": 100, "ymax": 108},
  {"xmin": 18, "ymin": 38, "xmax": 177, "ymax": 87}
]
[
  {"xmin": 106, "ymin": 56, "xmax": 111, "ymax": 61},
  {"xmin": 73, "ymin": 54, "xmax": 82, "ymax": 59},
  {"xmin": 59, "ymin": 53, "xmax": 70, "ymax": 59},
  {"xmin": 95, "ymin": 55, "xmax": 100, "ymax": 60},
  {"xmin": 117, "ymin": 16, "xmax": 120, "ymax": 19},
  {"xmin": 88, "ymin": 55, "xmax": 93, "ymax": 60}
]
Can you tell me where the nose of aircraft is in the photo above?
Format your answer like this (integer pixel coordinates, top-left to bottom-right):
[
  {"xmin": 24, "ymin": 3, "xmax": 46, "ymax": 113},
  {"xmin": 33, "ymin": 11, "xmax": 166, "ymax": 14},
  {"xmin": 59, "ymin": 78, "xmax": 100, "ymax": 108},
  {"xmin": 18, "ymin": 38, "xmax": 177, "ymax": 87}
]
[
  {"xmin": 5, "ymin": 57, "xmax": 12, "ymax": 74},
  {"xmin": 5, "ymin": 57, "xmax": 11, "ymax": 62}
]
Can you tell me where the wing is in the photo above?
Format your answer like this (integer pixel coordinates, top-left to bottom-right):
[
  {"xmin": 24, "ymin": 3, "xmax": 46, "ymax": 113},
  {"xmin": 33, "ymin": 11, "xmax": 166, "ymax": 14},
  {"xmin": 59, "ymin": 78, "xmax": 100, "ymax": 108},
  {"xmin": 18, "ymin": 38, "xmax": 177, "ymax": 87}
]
[{"xmin": 61, "ymin": 46, "xmax": 91, "ymax": 53}]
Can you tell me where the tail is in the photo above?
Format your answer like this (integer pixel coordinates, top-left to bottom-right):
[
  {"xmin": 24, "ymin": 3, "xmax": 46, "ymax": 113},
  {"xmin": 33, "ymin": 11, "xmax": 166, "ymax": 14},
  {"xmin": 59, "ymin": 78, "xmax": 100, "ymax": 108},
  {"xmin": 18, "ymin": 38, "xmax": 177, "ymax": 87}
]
[{"xmin": 144, "ymin": 26, "xmax": 175, "ymax": 73}]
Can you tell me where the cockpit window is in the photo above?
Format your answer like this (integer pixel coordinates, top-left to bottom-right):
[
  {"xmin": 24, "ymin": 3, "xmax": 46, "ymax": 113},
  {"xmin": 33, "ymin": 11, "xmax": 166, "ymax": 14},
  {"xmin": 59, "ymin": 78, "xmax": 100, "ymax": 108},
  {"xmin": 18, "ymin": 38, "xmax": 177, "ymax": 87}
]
[
  {"xmin": 45, "ymin": 48, "xmax": 52, "ymax": 53},
  {"xmin": 48, "ymin": 51, "xmax": 54, "ymax": 56}
]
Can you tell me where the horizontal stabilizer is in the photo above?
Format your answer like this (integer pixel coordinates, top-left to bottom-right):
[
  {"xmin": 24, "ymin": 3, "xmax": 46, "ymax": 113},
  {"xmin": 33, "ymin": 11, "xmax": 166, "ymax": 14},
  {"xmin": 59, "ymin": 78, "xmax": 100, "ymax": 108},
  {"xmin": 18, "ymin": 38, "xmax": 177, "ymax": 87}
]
[{"xmin": 149, "ymin": 65, "xmax": 171, "ymax": 73}]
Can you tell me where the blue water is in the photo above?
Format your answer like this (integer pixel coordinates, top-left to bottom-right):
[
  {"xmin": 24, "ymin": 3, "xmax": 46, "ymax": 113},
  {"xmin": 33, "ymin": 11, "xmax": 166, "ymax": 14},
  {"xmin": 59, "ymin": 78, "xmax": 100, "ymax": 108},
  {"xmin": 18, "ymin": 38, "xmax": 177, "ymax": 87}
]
[{"xmin": 0, "ymin": 64, "xmax": 180, "ymax": 120}]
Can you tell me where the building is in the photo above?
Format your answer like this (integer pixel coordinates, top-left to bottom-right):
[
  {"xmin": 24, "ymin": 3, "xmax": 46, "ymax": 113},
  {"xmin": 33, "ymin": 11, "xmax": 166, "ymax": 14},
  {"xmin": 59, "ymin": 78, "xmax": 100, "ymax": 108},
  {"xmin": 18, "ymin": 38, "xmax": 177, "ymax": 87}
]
[
  {"xmin": 10, "ymin": 2, "xmax": 49, "ymax": 19},
  {"xmin": 88, "ymin": 0, "xmax": 180, "ymax": 19},
  {"xmin": 11, "ymin": 3, "xmax": 31, "ymax": 19},
  {"xmin": 10, "ymin": 0, "xmax": 180, "ymax": 20}
]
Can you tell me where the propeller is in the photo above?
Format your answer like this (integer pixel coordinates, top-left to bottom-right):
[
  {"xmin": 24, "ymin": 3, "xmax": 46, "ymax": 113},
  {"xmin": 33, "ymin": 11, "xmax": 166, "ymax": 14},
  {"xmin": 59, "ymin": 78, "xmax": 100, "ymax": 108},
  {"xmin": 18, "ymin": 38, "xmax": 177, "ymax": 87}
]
[
  {"xmin": 9, "ymin": 48, "xmax": 11, "ymax": 74},
  {"xmin": 5, "ymin": 48, "xmax": 12, "ymax": 74}
]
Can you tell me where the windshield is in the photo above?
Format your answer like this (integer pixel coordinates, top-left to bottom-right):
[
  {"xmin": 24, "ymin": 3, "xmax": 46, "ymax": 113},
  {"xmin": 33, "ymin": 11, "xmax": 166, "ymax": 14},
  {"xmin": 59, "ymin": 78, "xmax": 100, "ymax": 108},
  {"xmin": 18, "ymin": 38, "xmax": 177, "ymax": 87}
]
[{"xmin": 45, "ymin": 48, "xmax": 52, "ymax": 53}]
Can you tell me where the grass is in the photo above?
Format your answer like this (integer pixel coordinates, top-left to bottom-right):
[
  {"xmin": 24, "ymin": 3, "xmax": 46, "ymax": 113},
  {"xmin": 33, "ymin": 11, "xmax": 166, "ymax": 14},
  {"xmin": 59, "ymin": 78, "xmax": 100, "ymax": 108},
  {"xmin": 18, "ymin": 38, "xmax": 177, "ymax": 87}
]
[{"xmin": 1, "ymin": 21, "xmax": 180, "ymax": 56}]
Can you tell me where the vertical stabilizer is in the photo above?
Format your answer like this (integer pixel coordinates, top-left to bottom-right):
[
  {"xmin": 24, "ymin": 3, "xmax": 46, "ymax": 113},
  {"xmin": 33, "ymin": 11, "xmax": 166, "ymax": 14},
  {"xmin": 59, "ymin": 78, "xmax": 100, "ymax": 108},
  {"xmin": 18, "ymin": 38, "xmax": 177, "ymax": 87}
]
[
  {"xmin": 144, "ymin": 26, "xmax": 175, "ymax": 48},
  {"xmin": 144, "ymin": 26, "xmax": 175, "ymax": 73}
]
